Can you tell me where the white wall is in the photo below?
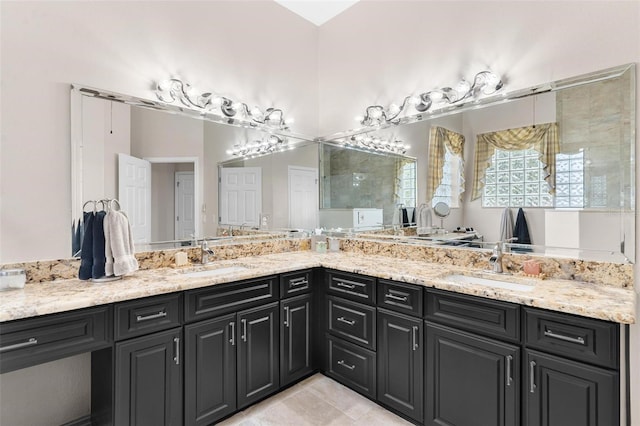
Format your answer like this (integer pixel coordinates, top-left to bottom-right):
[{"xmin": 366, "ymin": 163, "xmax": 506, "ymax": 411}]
[{"xmin": 0, "ymin": 0, "xmax": 319, "ymax": 264}]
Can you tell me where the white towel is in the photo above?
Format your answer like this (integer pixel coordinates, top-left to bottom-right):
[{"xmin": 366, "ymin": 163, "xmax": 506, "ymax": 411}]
[
  {"xmin": 416, "ymin": 203, "xmax": 433, "ymax": 234},
  {"xmin": 499, "ymin": 207, "xmax": 514, "ymax": 242},
  {"xmin": 104, "ymin": 210, "xmax": 139, "ymax": 276}
]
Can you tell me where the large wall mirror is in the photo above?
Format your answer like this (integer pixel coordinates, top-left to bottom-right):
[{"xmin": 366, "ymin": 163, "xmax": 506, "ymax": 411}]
[
  {"xmin": 71, "ymin": 63, "xmax": 635, "ymax": 263},
  {"xmin": 320, "ymin": 64, "xmax": 635, "ymax": 262}
]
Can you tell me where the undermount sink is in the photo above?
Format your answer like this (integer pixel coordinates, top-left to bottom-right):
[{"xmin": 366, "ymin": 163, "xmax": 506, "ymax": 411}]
[
  {"xmin": 442, "ymin": 273, "xmax": 535, "ymax": 292},
  {"xmin": 180, "ymin": 264, "xmax": 252, "ymax": 278}
]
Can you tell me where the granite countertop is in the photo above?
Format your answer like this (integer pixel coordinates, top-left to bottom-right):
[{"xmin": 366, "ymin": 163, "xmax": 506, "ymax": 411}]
[{"xmin": 0, "ymin": 251, "xmax": 636, "ymax": 324}]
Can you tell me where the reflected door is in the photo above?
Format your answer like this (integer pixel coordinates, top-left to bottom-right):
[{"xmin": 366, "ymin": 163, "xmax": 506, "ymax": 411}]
[
  {"xmin": 175, "ymin": 172, "xmax": 195, "ymax": 240},
  {"xmin": 288, "ymin": 166, "xmax": 318, "ymax": 230},
  {"xmin": 118, "ymin": 153, "xmax": 151, "ymax": 244},
  {"xmin": 219, "ymin": 167, "xmax": 262, "ymax": 227}
]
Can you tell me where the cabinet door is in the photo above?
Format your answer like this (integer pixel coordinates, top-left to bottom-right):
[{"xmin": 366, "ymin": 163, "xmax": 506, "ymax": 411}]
[
  {"xmin": 115, "ymin": 328, "xmax": 182, "ymax": 426},
  {"xmin": 525, "ymin": 349, "xmax": 618, "ymax": 426},
  {"xmin": 281, "ymin": 294, "xmax": 313, "ymax": 387},
  {"xmin": 426, "ymin": 322, "xmax": 519, "ymax": 426},
  {"xmin": 237, "ymin": 302, "xmax": 280, "ymax": 409},
  {"xmin": 377, "ymin": 309, "xmax": 423, "ymax": 423},
  {"xmin": 184, "ymin": 313, "xmax": 236, "ymax": 426}
]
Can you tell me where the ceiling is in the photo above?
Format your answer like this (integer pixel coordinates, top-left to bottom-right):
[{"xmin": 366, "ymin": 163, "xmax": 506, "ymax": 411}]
[{"xmin": 273, "ymin": 0, "xmax": 360, "ymax": 26}]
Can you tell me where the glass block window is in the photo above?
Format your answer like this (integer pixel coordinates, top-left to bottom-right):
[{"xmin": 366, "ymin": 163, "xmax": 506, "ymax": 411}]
[
  {"xmin": 555, "ymin": 151, "xmax": 585, "ymax": 208},
  {"xmin": 399, "ymin": 161, "xmax": 416, "ymax": 208},
  {"xmin": 482, "ymin": 149, "xmax": 553, "ymax": 208},
  {"xmin": 432, "ymin": 148, "xmax": 462, "ymax": 208}
]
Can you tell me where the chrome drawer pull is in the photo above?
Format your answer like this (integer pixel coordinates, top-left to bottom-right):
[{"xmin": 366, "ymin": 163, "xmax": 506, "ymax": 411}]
[
  {"xmin": 290, "ymin": 277, "xmax": 308, "ymax": 287},
  {"xmin": 529, "ymin": 361, "xmax": 536, "ymax": 393},
  {"xmin": 544, "ymin": 329, "xmax": 585, "ymax": 345},
  {"xmin": 506, "ymin": 355, "xmax": 513, "ymax": 386},
  {"xmin": 284, "ymin": 306, "xmax": 290, "ymax": 327},
  {"xmin": 241, "ymin": 319, "xmax": 247, "ymax": 342},
  {"xmin": 338, "ymin": 360, "xmax": 356, "ymax": 370},
  {"xmin": 385, "ymin": 293, "xmax": 408, "ymax": 303},
  {"xmin": 337, "ymin": 317, "xmax": 356, "ymax": 326},
  {"xmin": 136, "ymin": 311, "xmax": 167, "ymax": 322},
  {"xmin": 0, "ymin": 337, "xmax": 38, "ymax": 353},
  {"xmin": 335, "ymin": 281, "xmax": 356, "ymax": 290},
  {"xmin": 412, "ymin": 326, "xmax": 419, "ymax": 351},
  {"xmin": 229, "ymin": 322, "xmax": 235, "ymax": 346},
  {"xmin": 173, "ymin": 337, "xmax": 180, "ymax": 365}
]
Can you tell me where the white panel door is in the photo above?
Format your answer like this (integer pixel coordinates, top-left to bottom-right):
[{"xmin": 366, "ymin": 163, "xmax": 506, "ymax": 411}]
[
  {"xmin": 118, "ymin": 153, "xmax": 151, "ymax": 244},
  {"xmin": 220, "ymin": 167, "xmax": 262, "ymax": 226},
  {"xmin": 288, "ymin": 166, "xmax": 318, "ymax": 230},
  {"xmin": 175, "ymin": 171, "xmax": 195, "ymax": 240}
]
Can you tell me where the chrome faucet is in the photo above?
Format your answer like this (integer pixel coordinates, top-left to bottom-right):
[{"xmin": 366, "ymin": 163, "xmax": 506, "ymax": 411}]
[
  {"xmin": 201, "ymin": 240, "xmax": 215, "ymax": 264},
  {"xmin": 489, "ymin": 238, "xmax": 517, "ymax": 273}
]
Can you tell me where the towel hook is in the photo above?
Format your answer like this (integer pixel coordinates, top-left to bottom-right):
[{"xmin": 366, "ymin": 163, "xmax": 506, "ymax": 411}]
[
  {"xmin": 110, "ymin": 199, "xmax": 121, "ymax": 211},
  {"xmin": 82, "ymin": 200, "xmax": 96, "ymax": 213}
]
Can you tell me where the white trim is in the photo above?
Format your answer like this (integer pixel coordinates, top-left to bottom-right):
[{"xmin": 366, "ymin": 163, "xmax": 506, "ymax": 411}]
[{"xmin": 144, "ymin": 156, "xmax": 201, "ymax": 240}]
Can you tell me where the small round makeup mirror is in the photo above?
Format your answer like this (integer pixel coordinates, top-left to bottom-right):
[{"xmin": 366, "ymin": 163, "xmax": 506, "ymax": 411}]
[{"xmin": 433, "ymin": 202, "xmax": 450, "ymax": 230}]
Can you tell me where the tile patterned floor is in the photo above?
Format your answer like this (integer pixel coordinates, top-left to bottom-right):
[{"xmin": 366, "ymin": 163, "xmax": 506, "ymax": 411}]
[{"xmin": 217, "ymin": 374, "xmax": 413, "ymax": 425}]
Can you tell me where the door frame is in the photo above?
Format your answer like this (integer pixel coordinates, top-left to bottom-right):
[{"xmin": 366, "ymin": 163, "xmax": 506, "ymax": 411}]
[
  {"xmin": 288, "ymin": 166, "xmax": 318, "ymax": 229},
  {"xmin": 144, "ymin": 156, "xmax": 200, "ymax": 240}
]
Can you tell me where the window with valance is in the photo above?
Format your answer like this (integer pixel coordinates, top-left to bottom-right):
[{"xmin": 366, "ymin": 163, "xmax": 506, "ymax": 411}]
[{"xmin": 426, "ymin": 126, "xmax": 465, "ymax": 208}]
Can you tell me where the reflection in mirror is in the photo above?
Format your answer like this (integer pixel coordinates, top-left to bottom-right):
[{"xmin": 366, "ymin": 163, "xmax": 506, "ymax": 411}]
[
  {"xmin": 320, "ymin": 64, "xmax": 635, "ymax": 262},
  {"xmin": 71, "ymin": 87, "xmax": 315, "ymax": 255}
]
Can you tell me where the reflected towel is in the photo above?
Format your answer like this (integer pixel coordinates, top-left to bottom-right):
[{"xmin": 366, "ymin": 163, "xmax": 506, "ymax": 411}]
[
  {"xmin": 92, "ymin": 211, "xmax": 107, "ymax": 279},
  {"xmin": 499, "ymin": 208, "xmax": 513, "ymax": 242},
  {"xmin": 401, "ymin": 208, "xmax": 410, "ymax": 227},
  {"xmin": 514, "ymin": 208, "xmax": 531, "ymax": 245},
  {"xmin": 104, "ymin": 210, "xmax": 139, "ymax": 276}
]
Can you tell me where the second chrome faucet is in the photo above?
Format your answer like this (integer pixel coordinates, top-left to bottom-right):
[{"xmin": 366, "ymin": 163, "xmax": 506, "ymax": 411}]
[{"xmin": 201, "ymin": 240, "xmax": 215, "ymax": 264}]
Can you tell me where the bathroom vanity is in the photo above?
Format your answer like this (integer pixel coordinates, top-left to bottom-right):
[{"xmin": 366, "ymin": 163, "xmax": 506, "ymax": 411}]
[{"xmin": 0, "ymin": 248, "xmax": 633, "ymax": 426}]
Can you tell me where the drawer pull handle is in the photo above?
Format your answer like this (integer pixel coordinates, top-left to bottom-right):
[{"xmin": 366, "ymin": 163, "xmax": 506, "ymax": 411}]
[
  {"xmin": 529, "ymin": 360, "xmax": 536, "ymax": 393},
  {"xmin": 544, "ymin": 329, "xmax": 585, "ymax": 345},
  {"xmin": 386, "ymin": 293, "xmax": 408, "ymax": 303},
  {"xmin": 136, "ymin": 311, "xmax": 167, "ymax": 322},
  {"xmin": 241, "ymin": 319, "xmax": 247, "ymax": 342},
  {"xmin": 338, "ymin": 360, "xmax": 356, "ymax": 370},
  {"xmin": 506, "ymin": 355, "xmax": 513, "ymax": 386},
  {"xmin": 0, "ymin": 337, "xmax": 38, "ymax": 353},
  {"xmin": 229, "ymin": 322, "xmax": 235, "ymax": 346},
  {"xmin": 173, "ymin": 337, "xmax": 180, "ymax": 365},
  {"xmin": 412, "ymin": 326, "xmax": 419, "ymax": 351},
  {"xmin": 290, "ymin": 277, "xmax": 308, "ymax": 287},
  {"xmin": 284, "ymin": 306, "xmax": 290, "ymax": 327},
  {"xmin": 335, "ymin": 281, "xmax": 356, "ymax": 290},
  {"xmin": 337, "ymin": 316, "xmax": 356, "ymax": 326}
]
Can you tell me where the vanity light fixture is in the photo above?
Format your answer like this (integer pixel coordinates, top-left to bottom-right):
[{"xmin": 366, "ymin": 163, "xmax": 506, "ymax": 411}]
[
  {"xmin": 226, "ymin": 135, "xmax": 289, "ymax": 158},
  {"xmin": 156, "ymin": 78, "xmax": 292, "ymax": 130},
  {"xmin": 338, "ymin": 135, "xmax": 409, "ymax": 155},
  {"xmin": 358, "ymin": 70, "xmax": 503, "ymax": 127}
]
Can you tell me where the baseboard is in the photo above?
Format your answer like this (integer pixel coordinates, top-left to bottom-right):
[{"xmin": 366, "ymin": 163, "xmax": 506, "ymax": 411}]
[{"xmin": 61, "ymin": 415, "xmax": 92, "ymax": 426}]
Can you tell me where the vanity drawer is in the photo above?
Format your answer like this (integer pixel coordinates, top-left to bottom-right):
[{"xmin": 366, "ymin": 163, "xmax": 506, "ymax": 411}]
[
  {"xmin": 114, "ymin": 293, "xmax": 182, "ymax": 341},
  {"xmin": 280, "ymin": 269, "xmax": 312, "ymax": 298},
  {"xmin": 425, "ymin": 289, "xmax": 520, "ymax": 342},
  {"xmin": 524, "ymin": 307, "xmax": 619, "ymax": 369},
  {"xmin": 326, "ymin": 270, "xmax": 376, "ymax": 304},
  {"xmin": 0, "ymin": 306, "xmax": 112, "ymax": 373},
  {"xmin": 185, "ymin": 275, "xmax": 278, "ymax": 322},
  {"xmin": 327, "ymin": 296, "xmax": 376, "ymax": 350},
  {"xmin": 326, "ymin": 334, "xmax": 376, "ymax": 399},
  {"xmin": 378, "ymin": 279, "xmax": 423, "ymax": 316}
]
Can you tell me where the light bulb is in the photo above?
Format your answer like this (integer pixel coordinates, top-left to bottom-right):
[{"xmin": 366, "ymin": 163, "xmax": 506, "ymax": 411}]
[
  {"xmin": 388, "ymin": 103, "xmax": 401, "ymax": 115},
  {"xmin": 285, "ymin": 117, "xmax": 295, "ymax": 124},
  {"xmin": 355, "ymin": 115, "xmax": 364, "ymax": 122},
  {"xmin": 456, "ymin": 80, "xmax": 471, "ymax": 96},
  {"xmin": 429, "ymin": 91, "xmax": 443, "ymax": 101},
  {"xmin": 250, "ymin": 106, "xmax": 262, "ymax": 117}
]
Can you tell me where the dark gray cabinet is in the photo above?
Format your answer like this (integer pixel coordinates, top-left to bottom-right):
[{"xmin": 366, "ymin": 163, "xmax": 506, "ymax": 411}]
[
  {"xmin": 184, "ymin": 313, "xmax": 236, "ymax": 426},
  {"xmin": 237, "ymin": 301, "xmax": 280, "ymax": 409},
  {"xmin": 114, "ymin": 327, "xmax": 182, "ymax": 426},
  {"xmin": 525, "ymin": 349, "xmax": 619, "ymax": 426},
  {"xmin": 280, "ymin": 293, "xmax": 313, "ymax": 387},
  {"xmin": 425, "ymin": 322, "xmax": 520, "ymax": 426},
  {"xmin": 377, "ymin": 308, "xmax": 423, "ymax": 423}
]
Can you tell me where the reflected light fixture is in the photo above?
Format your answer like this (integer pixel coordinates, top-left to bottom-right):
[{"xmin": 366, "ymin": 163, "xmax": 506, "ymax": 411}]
[
  {"xmin": 338, "ymin": 135, "xmax": 409, "ymax": 155},
  {"xmin": 156, "ymin": 78, "xmax": 292, "ymax": 130},
  {"xmin": 226, "ymin": 135, "xmax": 289, "ymax": 158},
  {"xmin": 359, "ymin": 70, "xmax": 503, "ymax": 127}
]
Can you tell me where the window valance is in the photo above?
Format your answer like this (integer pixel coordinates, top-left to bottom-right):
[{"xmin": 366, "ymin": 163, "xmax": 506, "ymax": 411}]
[
  {"xmin": 426, "ymin": 126, "xmax": 465, "ymax": 203},
  {"xmin": 471, "ymin": 122, "xmax": 559, "ymax": 201}
]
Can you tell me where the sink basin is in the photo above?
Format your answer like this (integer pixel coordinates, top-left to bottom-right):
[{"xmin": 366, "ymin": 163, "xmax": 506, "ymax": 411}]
[
  {"xmin": 180, "ymin": 265, "xmax": 252, "ymax": 278},
  {"xmin": 442, "ymin": 273, "xmax": 535, "ymax": 292}
]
